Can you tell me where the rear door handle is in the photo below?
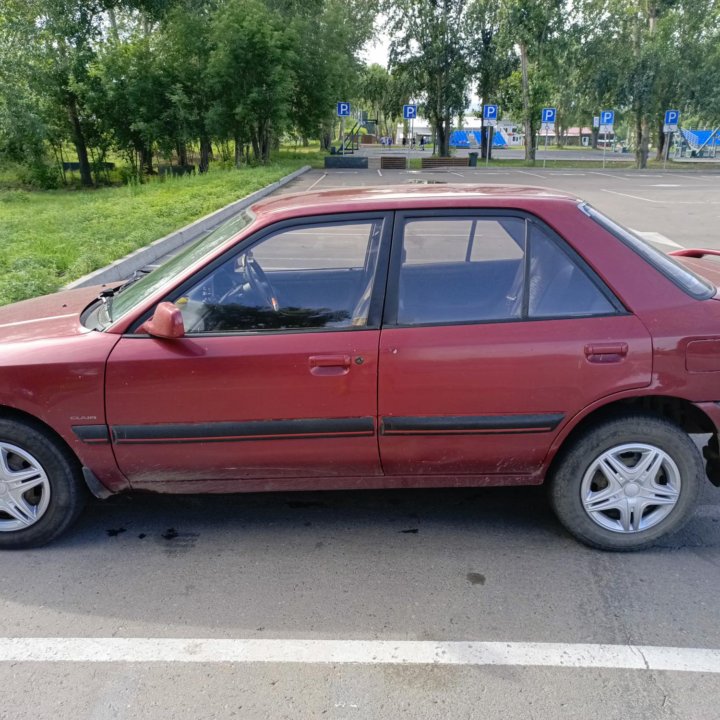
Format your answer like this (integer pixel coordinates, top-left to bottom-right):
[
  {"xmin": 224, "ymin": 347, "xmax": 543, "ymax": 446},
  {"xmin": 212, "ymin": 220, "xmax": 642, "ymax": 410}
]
[
  {"xmin": 309, "ymin": 355, "xmax": 351, "ymax": 376},
  {"xmin": 584, "ymin": 343, "xmax": 628, "ymax": 363}
]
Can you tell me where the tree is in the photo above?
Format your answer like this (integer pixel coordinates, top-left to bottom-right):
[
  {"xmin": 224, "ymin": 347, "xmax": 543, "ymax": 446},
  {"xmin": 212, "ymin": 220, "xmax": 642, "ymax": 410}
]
[
  {"xmin": 208, "ymin": 0, "xmax": 294, "ymax": 164},
  {"xmin": 385, "ymin": 0, "xmax": 474, "ymax": 156},
  {"xmin": 0, "ymin": 0, "xmax": 105, "ymax": 186},
  {"xmin": 498, "ymin": 0, "xmax": 564, "ymax": 162},
  {"xmin": 468, "ymin": 0, "xmax": 515, "ymax": 157}
]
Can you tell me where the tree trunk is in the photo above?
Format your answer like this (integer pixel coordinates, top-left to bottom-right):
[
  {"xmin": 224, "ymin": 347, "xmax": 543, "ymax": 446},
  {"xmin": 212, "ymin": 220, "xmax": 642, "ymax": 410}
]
[
  {"xmin": 234, "ymin": 133, "xmax": 243, "ymax": 168},
  {"xmin": 635, "ymin": 112, "xmax": 649, "ymax": 169},
  {"xmin": 435, "ymin": 119, "xmax": 448, "ymax": 157},
  {"xmin": 144, "ymin": 146, "xmax": 154, "ymax": 175},
  {"xmin": 177, "ymin": 142, "xmax": 188, "ymax": 167},
  {"xmin": 591, "ymin": 127, "xmax": 599, "ymax": 149},
  {"xmin": 655, "ymin": 118, "xmax": 665, "ymax": 161},
  {"xmin": 199, "ymin": 135, "xmax": 211, "ymax": 173},
  {"xmin": 67, "ymin": 96, "xmax": 93, "ymax": 187},
  {"xmin": 519, "ymin": 43, "xmax": 534, "ymax": 163}
]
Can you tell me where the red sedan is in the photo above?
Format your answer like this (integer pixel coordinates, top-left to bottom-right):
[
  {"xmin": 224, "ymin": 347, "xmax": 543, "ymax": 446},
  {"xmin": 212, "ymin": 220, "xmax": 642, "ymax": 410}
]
[{"xmin": 1, "ymin": 185, "xmax": 719, "ymax": 550}]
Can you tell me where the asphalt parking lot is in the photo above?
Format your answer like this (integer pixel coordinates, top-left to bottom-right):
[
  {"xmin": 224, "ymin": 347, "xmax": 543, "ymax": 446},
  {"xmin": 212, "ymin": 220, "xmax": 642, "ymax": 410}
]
[{"xmin": 2, "ymin": 167, "xmax": 720, "ymax": 720}]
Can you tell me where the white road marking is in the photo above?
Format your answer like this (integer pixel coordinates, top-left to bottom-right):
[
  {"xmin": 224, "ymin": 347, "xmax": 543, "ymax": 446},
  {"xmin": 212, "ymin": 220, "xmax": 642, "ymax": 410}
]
[
  {"xmin": 590, "ymin": 171, "xmax": 631, "ymax": 181},
  {"xmin": 651, "ymin": 184, "xmax": 682, "ymax": 188},
  {"xmin": 516, "ymin": 170, "xmax": 546, "ymax": 179},
  {"xmin": 1, "ymin": 638, "xmax": 719, "ymax": 673},
  {"xmin": 630, "ymin": 230, "xmax": 684, "ymax": 249},
  {"xmin": 450, "ymin": 171, "xmax": 465, "ymax": 178},
  {"xmin": 601, "ymin": 189, "xmax": 713, "ymax": 205},
  {"xmin": 602, "ymin": 189, "xmax": 662, "ymax": 203},
  {"xmin": 377, "ymin": 169, "xmax": 383, "ymax": 177},
  {"xmin": 307, "ymin": 173, "xmax": 327, "ymax": 191}
]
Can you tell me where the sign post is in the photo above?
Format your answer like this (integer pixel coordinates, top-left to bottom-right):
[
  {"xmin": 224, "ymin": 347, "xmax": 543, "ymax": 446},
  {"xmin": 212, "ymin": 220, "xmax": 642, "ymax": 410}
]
[
  {"xmin": 663, "ymin": 109, "xmax": 680, "ymax": 170},
  {"xmin": 403, "ymin": 104, "xmax": 417, "ymax": 167},
  {"xmin": 336, "ymin": 102, "xmax": 351, "ymax": 156},
  {"xmin": 599, "ymin": 110, "xmax": 614, "ymax": 169},
  {"xmin": 541, "ymin": 107, "xmax": 556, "ymax": 169},
  {"xmin": 483, "ymin": 104, "xmax": 498, "ymax": 167}
]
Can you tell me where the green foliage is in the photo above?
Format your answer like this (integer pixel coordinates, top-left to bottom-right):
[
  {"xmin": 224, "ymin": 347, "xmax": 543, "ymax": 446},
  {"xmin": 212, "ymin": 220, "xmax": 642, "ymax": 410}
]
[
  {"xmin": 0, "ymin": 0, "xmax": 375, "ymax": 182},
  {"xmin": 385, "ymin": 0, "xmax": 476, "ymax": 156},
  {"xmin": 0, "ymin": 161, "xmax": 306, "ymax": 305}
]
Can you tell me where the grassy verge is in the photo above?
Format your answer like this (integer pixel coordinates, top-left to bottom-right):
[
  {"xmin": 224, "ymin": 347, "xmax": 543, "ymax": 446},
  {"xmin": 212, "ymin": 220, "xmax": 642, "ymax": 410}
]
[{"xmin": 0, "ymin": 160, "xmax": 306, "ymax": 306}]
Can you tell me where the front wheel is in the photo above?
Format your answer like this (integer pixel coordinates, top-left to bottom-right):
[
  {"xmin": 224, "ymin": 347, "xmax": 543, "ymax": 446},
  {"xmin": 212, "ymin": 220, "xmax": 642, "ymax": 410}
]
[
  {"xmin": 549, "ymin": 415, "xmax": 703, "ymax": 551},
  {"xmin": 0, "ymin": 420, "xmax": 87, "ymax": 549}
]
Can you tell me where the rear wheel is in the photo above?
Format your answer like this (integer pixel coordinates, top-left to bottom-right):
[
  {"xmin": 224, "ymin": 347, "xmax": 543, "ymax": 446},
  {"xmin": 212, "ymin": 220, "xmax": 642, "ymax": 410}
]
[
  {"xmin": 549, "ymin": 415, "xmax": 702, "ymax": 551},
  {"xmin": 0, "ymin": 420, "xmax": 87, "ymax": 549}
]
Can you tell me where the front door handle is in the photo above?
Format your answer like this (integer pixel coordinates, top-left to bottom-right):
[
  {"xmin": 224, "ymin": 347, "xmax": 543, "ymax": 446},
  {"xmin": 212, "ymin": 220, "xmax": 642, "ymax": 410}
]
[
  {"xmin": 584, "ymin": 343, "xmax": 628, "ymax": 363},
  {"xmin": 309, "ymin": 355, "xmax": 351, "ymax": 376}
]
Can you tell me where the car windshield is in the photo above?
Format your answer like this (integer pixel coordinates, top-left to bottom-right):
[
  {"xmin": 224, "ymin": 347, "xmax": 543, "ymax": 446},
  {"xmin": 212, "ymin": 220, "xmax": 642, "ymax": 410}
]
[
  {"xmin": 101, "ymin": 209, "xmax": 255, "ymax": 326},
  {"xmin": 580, "ymin": 202, "xmax": 715, "ymax": 300}
]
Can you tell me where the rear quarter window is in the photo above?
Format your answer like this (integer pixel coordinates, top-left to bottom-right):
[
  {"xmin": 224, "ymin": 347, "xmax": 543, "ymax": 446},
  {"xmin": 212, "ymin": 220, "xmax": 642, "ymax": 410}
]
[{"xmin": 580, "ymin": 203, "xmax": 714, "ymax": 300}]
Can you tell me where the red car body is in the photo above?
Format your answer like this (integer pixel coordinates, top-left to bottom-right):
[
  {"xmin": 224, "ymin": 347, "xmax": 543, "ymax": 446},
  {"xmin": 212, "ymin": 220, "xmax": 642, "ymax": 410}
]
[{"xmin": 2, "ymin": 185, "xmax": 720, "ymax": 505}]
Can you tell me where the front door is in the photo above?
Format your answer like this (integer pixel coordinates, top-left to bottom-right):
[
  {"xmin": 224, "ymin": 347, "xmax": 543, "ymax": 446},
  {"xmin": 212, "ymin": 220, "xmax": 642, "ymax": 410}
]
[
  {"xmin": 378, "ymin": 211, "xmax": 652, "ymax": 478},
  {"xmin": 105, "ymin": 214, "xmax": 391, "ymax": 487}
]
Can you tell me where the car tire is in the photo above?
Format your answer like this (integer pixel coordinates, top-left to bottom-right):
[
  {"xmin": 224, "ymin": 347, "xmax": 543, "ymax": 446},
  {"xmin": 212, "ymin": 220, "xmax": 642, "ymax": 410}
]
[
  {"xmin": 549, "ymin": 414, "xmax": 702, "ymax": 551},
  {"xmin": 0, "ymin": 419, "xmax": 87, "ymax": 549}
]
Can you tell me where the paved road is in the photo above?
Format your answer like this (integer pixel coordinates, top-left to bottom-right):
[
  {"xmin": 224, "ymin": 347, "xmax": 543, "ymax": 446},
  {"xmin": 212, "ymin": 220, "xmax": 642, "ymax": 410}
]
[
  {"xmin": 2, "ymin": 168, "xmax": 720, "ymax": 720},
  {"xmin": 281, "ymin": 166, "xmax": 720, "ymax": 250}
]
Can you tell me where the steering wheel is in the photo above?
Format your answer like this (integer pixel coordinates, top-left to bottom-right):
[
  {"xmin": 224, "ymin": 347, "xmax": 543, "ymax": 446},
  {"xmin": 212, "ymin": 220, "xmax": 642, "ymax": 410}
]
[{"xmin": 220, "ymin": 253, "xmax": 280, "ymax": 311}]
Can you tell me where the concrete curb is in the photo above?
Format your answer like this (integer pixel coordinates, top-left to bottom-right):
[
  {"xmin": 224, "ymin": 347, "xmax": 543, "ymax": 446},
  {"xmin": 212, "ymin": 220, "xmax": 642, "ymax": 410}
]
[{"xmin": 66, "ymin": 165, "xmax": 312, "ymax": 289}]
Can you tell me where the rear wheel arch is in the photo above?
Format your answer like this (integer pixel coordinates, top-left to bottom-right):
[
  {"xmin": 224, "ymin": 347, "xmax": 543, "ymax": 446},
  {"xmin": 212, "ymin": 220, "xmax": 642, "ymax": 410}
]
[{"xmin": 546, "ymin": 394, "xmax": 715, "ymax": 479}]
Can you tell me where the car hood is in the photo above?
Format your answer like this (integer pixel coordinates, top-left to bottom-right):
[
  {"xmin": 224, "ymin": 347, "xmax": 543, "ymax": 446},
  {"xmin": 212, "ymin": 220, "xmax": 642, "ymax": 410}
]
[{"xmin": 0, "ymin": 286, "xmax": 104, "ymax": 343}]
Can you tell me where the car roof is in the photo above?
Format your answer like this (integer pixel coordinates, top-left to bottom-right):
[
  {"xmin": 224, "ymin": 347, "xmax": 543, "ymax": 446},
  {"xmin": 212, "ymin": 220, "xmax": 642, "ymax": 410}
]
[{"xmin": 250, "ymin": 183, "xmax": 580, "ymax": 221}]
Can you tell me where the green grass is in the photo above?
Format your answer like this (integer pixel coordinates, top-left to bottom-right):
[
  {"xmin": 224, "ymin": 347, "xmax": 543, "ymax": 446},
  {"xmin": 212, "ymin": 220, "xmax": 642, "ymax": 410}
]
[{"xmin": 0, "ymin": 160, "xmax": 307, "ymax": 306}]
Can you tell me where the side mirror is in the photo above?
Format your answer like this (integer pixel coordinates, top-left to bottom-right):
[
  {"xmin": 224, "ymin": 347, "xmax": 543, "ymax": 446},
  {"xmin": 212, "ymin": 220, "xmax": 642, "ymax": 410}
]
[{"xmin": 140, "ymin": 302, "xmax": 185, "ymax": 339}]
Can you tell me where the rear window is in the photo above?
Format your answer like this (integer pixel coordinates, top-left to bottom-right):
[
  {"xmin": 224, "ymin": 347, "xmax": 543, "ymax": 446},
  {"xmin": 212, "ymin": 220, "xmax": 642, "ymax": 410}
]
[{"xmin": 580, "ymin": 203, "xmax": 714, "ymax": 300}]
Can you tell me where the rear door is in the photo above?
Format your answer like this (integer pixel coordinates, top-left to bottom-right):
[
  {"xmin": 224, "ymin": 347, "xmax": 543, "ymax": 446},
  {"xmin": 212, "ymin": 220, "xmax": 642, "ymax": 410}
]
[{"xmin": 378, "ymin": 210, "xmax": 653, "ymax": 478}]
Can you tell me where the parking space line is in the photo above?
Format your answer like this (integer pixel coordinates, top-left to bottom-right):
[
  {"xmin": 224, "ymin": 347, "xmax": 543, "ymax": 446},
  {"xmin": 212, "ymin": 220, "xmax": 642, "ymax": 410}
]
[
  {"xmin": 601, "ymin": 189, "xmax": 662, "ymax": 203},
  {"xmin": 1, "ymin": 638, "xmax": 719, "ymax": 673},
  {"xmin": 377, "ymin": 169, "xmax": 382, "ymax": 177},
  {"xmin": 602, "ymin": 189, "xmax": 713, "ymax": 205},
  {"xmin": 516, "ymin": 170, "xmax": 547, "ymax": 179},
  {"xmin": 590, "ymin": 171, "xmax": 631, "ymax": 181},
  {"xmin": 307, "ymin": 173, "xmax": 327, "ymax": 191},
  {"xmin": 676, "ymin": 174, "xmax": 713, "ymax": 182}
]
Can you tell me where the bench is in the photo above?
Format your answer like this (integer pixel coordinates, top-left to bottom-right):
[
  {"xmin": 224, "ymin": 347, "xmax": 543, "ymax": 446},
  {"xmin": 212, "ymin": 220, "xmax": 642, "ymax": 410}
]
[
  {"xmin": 421, "ymin": 157, "xmax": 469, "ymax": 169},
  {"xmin": 380, "ymin": 156, "xmax": 408, "ymax": 170}
]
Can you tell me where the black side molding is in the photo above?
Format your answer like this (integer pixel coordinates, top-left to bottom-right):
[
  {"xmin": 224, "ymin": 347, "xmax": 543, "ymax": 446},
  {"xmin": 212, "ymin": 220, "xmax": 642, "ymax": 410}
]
[
  {"xmin": 72, "ymin": 425, "xmax": 110, "ymax": 444},
  {"xmin": 381, "ymin": 413, "xmax": 564, "ymax": 435},
  {"xmin": 111, "ymin": 417, "xmax": 376, "ymax": 445}
]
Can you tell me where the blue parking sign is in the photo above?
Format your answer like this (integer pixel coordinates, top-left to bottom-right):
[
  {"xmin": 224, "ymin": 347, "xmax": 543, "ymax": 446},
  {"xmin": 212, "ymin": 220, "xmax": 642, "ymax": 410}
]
[
  {"xmin": 336, "ymin": 102, "xmax": 351, "ymax": 117},
  {"xmin": 403, "ymin": 104, "xmax": 417, "ymax": 120},
  {"xmin": 541, "ymin": 107, "xmax": 556, "ymax": 124},
  {"xmin": 664, "ymin": 109, "xmax": 680, "ymax": 126},
  {"xmin": 600, "ymin": 110, "xmax": 614, "ymax": 126},
  {"xmin": 483, "ymin": 104, "xmax": 498, "ymax": 121}
]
